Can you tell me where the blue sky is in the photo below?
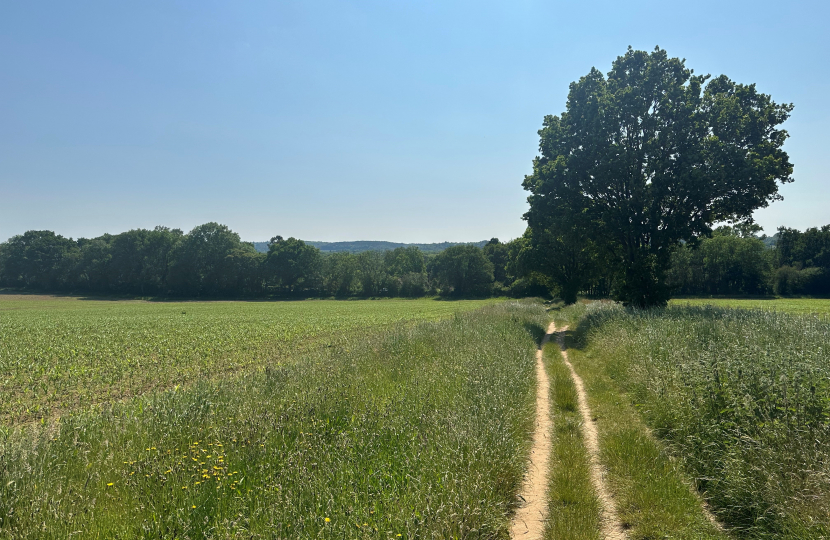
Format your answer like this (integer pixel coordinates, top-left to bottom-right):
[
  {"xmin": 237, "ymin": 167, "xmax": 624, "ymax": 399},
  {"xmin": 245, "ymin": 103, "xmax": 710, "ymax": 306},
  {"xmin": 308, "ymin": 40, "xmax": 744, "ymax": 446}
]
[{"xmin": 2, "ymin": 0, "xmax": 828, "ymax": 243}]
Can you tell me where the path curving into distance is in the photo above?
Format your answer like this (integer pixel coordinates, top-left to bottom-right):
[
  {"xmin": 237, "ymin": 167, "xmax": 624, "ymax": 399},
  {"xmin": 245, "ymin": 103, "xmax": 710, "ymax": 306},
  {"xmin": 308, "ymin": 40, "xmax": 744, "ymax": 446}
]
[
  {"xmin": 557, "ymin": 325, "xmax": 628, "ymax": 540},
  {"xmin": 510, "ymin": 321, "xmax": 556, "ymax": 539}
]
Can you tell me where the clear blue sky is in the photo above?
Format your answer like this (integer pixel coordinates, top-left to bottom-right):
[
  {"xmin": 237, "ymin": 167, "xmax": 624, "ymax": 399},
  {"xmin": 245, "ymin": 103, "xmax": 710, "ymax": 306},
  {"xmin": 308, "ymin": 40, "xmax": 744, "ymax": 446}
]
[{"xmin": 2, "ymin": 1, "xmax": 828, "ymax": 243}]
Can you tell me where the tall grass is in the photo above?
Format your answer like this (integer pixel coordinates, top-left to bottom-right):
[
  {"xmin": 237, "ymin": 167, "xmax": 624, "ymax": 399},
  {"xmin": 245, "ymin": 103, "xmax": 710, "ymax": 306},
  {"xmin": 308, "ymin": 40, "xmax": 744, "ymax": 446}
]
[
  {"xmin": 0, "ymin": 302, "xmax": 547, "ymax": 539},
  {"xmin": 574, "ymin": 303, "xmax": 830, "ymax": 538}
]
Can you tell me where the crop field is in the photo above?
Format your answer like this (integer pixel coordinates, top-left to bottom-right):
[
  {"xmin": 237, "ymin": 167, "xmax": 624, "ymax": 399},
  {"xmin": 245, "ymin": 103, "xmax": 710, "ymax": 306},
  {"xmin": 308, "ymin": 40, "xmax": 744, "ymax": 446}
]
[
  {"xmin": 562, "ymin": 302, "xmax": 830, "ymax": 539},
  {"xmin": 6, "ymin": 294, "xmax": 829, "ymax": 539},
  {"xmin": 0, "ymin": 295, "xmax": 498, "ymax": 425},
  {"xmin": 0, "ymin": 301, "xmax": 547, "ymax": 538}
]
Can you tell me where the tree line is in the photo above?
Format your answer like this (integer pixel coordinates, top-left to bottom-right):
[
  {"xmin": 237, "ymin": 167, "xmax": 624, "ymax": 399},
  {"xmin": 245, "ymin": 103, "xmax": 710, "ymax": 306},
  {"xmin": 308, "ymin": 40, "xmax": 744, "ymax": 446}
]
[
  {"xmin": 669, "ymin": 224, "xmax": 830, "ymax": 296},
  {"xmin": 0, "ymin": 223, "xmax": 548, "ymax": 298},
  {"xmin": 2, "ymin": 221, "xmax": 827, "ymax": 300}
]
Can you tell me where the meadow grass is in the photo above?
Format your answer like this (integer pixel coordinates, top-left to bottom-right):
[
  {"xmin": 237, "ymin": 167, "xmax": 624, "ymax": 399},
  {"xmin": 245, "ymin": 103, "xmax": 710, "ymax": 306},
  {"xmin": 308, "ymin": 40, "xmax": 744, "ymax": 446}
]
[
  {"xmin": 0, "ymin": 301, "xmax": 547, "ymax": 539},
  {"xmin": 555, "ymin": 309, "xmax": 727, "ymax": 540},
  {"xmin": 0, "ymin": 295, "xmax": 497, "ymax": 425},
  {"xmin": 671, "ymin": 297, "xmax": 830, "ymax": 316},
  {"xmin": 571, "ymin": 302, "xmax": 830, "ymax": 538},
  {"xmin": 542, "ymin": 340, "xmax": 602, "ymax": 540}
]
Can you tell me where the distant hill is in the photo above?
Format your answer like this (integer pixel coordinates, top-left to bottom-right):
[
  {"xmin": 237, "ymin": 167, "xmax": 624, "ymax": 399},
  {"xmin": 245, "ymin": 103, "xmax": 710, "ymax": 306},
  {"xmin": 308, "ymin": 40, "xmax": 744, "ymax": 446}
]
[{"xmin": 251, "ymin": 240, "xmax": 489, "ymax": 254}]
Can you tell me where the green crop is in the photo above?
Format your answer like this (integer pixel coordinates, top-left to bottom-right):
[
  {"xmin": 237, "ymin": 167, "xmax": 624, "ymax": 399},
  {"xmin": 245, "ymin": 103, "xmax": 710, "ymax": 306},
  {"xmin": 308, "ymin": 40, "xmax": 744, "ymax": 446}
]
[
  {"xmin": 0, "ymin": 296, "xmax": 497, "ymax": 425},
  {"xmin": 0, "ymin": 301, "xmax": 547, "ymax": 539}
]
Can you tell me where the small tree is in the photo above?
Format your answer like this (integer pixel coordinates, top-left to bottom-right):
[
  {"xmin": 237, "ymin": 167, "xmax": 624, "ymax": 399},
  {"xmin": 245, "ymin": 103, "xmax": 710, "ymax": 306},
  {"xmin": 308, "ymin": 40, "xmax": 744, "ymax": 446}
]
[
  {"xmin": 483, "ymin": 238, "xmax": 510, "ymax": 285},
  {"xmin": 321, "ymin": 252, "xmax": 358, "ymax": 296},
  {"xmin": 523, "ymin": 47, "xmax": 793, "ymax": 307}
]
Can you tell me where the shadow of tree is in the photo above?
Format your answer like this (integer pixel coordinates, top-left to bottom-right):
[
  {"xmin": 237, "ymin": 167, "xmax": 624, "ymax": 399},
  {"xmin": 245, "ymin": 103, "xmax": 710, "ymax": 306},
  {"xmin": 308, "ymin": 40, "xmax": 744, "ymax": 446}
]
[{"xmin": 523, "ymin": 321, "xmax": 547, "ymax": 347}]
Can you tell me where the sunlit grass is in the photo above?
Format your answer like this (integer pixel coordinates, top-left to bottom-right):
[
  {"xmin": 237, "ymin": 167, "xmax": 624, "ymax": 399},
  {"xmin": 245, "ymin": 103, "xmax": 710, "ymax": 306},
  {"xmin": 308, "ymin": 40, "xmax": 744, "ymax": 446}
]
[
  {"xmin": 0, "ymin": 295, "xmax": 498, "ymax": 425},
  {"xmin": 572, "ymin": 302, "xmax": 830, "ymax": 539},
  {"xmin": 0, "ymin": 301, "xmax": 546, "ymax": 539}
]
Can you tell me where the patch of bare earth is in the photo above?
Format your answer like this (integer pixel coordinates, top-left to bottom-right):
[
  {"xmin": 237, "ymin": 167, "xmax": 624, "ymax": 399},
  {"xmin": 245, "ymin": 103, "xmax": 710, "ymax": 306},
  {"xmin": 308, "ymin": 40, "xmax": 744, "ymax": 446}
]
[
  {"xmin": 557, "ymin": 325, "xmax": 628, "ymax": 540},
  {"xmin": 510, "ymin": 321, "xmax": 556, "ymax": 539}
]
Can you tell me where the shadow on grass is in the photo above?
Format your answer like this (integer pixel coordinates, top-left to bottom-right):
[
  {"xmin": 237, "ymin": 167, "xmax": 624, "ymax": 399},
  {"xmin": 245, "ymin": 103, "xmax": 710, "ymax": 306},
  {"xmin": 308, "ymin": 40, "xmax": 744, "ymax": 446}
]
[{"xmin": 523, "ymin": 321, "xmax": 548, "ymax": 347}]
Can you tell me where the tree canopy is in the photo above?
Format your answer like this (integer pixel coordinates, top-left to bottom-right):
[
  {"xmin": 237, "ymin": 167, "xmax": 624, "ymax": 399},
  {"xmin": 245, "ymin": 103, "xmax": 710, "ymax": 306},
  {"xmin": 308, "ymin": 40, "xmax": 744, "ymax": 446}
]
[
  {"xmin": 523, "ymin": 46, "xmax": 793, "ymax": 307},
  {"xmin": 265, "ymin": 237, "xmax": 322, "ymax": 293}
]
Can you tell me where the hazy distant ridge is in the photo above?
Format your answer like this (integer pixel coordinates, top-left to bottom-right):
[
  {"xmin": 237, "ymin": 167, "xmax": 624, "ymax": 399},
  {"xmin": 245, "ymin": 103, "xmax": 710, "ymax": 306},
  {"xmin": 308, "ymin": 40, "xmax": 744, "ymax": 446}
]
[{"xmin": 251, "ymin": 240, "xmax": 489, "ymax": 254}]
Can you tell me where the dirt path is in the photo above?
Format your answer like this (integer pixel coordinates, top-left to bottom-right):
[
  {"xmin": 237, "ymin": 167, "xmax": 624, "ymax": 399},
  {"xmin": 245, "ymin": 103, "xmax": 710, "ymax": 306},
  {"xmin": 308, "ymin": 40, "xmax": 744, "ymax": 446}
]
[
  {"xmin": 557, "ymin": 325, "xmax": 628, "ymax": 540},
  {"xmin": 510, "ymin": 321, "xmax": 556, "ymax": 539}
]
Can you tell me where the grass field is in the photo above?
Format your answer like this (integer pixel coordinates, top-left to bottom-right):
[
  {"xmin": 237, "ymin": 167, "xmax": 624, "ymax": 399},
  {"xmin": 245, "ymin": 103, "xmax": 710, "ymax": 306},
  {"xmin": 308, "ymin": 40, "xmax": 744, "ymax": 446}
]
[
  {"xmin": 565, "ymin": 301, "xmax": 830, "ymax": 539},
  {"xmin": 0, "ymin": 301, "xmax": 547, "ymax": 538},
  {"xmin": 0, "ymin": 295, "xmax": 498, "ymax": 425},
  {"xmin": 671, "ymin": 297, "xmax": 830, "ymax": 316}
]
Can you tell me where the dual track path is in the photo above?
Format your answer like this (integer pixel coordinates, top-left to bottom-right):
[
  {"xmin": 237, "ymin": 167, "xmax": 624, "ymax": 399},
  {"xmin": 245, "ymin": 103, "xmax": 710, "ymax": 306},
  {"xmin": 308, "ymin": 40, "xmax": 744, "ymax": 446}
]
[
  {"xmin": 510, "ymin": 322, "xmax": 626, "ymax": 540},
  {"xmin": 512, "ymin": 320, "xmax": 727, "ymax": 539}
]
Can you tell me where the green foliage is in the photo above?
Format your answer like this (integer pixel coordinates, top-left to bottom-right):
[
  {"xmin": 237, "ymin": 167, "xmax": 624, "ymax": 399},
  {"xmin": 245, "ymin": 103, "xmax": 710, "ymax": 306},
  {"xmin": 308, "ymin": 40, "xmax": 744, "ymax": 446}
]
[
  {"xmin": 398, "ymin": 271, "xmax": 430, "ymax": 298},
  {"xmin": 574, "ymin": 303, "xmax": 830, "ymax": 538},
  {"xmin": 0, "ymin": 301, "xmax": 546, "ymax": 539},
  {"xmin": 523, "ymin": 47, "xmax": 793, "ymax": 307},
  {"xmin": 773, "ymin": 226, "xmax": 830, "ymax": 295},
  {"xmin": 0, "ymin": 226, "xmax": 453, "ymax": 299},
  {"xmin": 168, "ymin": 223, "xmax": 251, "ymax": 296},
  {"xmin": 430, "ymin": 245, "xmax": 495, "ymax": 297},
  {"xmin": 108, "ymin": 227, "xmax": 183, "ymax": 295},
  {"xmin": 0, "ymin": 230, "xmax": 80, "ymax": 290},
  {"xmin": 483, "ymin": 238, "xmax": 510, "ymax": 284},
  {"xmin": 384, "ymin": 246, "xmax": 426, "ymax": 277},
  {"xmin": 320, "ymin": 252, "xmax": 359, "ymax": 296},
  {"xmin": 265, "ymin": 237, "xmax": 321, "ymax": 294},
  {"xmin": 668, "ymin": 229, "xmax": 774, "ymax": 295}
]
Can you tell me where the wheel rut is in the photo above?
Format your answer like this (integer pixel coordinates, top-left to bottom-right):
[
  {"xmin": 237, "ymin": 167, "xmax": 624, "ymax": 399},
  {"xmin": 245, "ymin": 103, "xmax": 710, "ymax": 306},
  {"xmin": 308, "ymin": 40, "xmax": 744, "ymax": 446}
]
[
  {"xmin": 510, "ymin": 321, "xmax": 556, "ymax": 540},
  {"xmin": 556, "ymin": 325, "xmax": 627, "ymax": 540}
]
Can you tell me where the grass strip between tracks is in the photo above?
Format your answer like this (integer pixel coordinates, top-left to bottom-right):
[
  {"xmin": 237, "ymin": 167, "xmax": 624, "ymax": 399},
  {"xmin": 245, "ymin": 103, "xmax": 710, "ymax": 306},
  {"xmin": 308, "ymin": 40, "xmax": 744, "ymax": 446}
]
[{"xmin": 542, "ymin": 339, "xmax": 602, "ymax": 540}]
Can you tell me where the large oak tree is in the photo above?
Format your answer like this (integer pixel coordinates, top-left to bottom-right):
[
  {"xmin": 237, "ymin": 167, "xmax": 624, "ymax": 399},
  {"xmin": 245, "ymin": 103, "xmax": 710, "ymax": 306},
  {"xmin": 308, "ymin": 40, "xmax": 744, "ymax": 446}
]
[{"xmin": 523, "ymin": 47, "xmax": 793, "ymax": 307}]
